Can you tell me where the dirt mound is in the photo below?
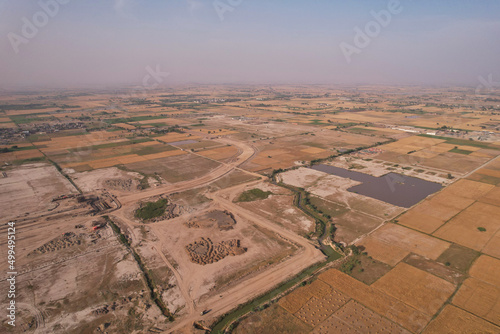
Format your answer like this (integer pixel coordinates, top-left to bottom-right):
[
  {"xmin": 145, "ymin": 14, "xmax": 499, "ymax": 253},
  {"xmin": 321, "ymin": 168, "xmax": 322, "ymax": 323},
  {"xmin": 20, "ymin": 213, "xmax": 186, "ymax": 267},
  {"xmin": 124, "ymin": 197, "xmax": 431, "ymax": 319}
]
[
  {"xmin": 185, "ymin": 237, "xmax": 246, "ymax": 265},
  {"xmin": 28, "ymin": 232, "xmax": 82, "ymax": 255},
  {"xmin": 184, "ymin": 210, "xmax": 236, "ymax": 231},
  {"xmin": 103, "ymin": 178, "xmax": 138, "ymax": 191}
]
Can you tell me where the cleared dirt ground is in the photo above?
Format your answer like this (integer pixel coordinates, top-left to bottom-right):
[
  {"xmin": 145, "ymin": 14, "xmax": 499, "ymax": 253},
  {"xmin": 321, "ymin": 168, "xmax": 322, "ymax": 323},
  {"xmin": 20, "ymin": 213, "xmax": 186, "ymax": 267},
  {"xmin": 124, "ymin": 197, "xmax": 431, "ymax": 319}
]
[{"xmin": 0, "ymin": 163, "xmax": 79, "ymax": 221}]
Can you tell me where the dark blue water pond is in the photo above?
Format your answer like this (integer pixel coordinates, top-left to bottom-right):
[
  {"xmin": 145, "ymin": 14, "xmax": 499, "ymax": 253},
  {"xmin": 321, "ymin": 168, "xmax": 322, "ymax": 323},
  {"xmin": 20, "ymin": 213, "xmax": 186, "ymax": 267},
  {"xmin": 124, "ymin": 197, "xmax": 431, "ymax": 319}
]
[{"xmin": 310, "ymin": 164, "xmax": 442, "ymax": 208}]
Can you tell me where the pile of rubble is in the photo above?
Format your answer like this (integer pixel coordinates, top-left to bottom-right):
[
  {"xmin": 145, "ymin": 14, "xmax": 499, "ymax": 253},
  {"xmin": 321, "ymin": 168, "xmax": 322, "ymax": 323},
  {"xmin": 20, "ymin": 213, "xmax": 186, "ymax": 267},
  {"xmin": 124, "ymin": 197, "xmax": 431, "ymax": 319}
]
[
  {"xmin": 185, "ymin": 237, "xmax": 246, "ymax": 265},
  {"xmin": 28, "ymin": 232, "xmax": 82, "ymax": 255}
]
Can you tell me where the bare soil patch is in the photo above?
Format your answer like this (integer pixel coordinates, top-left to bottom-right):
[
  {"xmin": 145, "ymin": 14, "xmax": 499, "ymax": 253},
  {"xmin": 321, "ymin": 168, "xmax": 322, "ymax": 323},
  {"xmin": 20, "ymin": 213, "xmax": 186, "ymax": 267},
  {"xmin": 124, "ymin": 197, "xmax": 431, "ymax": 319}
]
[
  {"xmin": 436, "ymin": 244, "xmax": 480, "ymax": 273},
  {"xmin": 185, "ymin": 210, "xmax": 236, "ymax": 231}
]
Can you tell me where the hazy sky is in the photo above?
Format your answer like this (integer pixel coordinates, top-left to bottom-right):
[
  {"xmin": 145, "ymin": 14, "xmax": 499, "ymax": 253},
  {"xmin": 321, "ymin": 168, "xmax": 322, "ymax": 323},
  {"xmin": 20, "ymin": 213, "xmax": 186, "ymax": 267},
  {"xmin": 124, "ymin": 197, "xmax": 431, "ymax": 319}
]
[{"xmin": 1, "ymin": 0, "xmax": 499, "ymax": 88}]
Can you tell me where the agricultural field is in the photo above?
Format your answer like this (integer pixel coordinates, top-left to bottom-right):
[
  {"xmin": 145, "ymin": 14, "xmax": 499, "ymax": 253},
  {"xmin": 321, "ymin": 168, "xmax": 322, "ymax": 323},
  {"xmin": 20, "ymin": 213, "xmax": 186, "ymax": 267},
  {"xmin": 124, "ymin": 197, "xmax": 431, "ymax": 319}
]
[{"xmin": 1, "ymin": 85, "xmax": 500, "ymax": 333}]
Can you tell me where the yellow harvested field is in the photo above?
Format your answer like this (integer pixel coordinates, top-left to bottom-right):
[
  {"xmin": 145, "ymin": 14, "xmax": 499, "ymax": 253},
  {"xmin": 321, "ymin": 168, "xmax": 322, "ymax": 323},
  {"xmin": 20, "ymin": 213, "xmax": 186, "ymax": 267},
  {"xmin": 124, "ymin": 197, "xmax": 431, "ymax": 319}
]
[
  {"xmin": 430, "ymin": 143, "xmax": 456, "ymax": 153},
  {"xmin": 478, "ymin": 186, "xmax": 500, "ymax": 207},
  {"xmin": 197, "ymin": 146, "xmax": 238, "ymax": 161},
  {"xmin": 114, "ymin": 123, "xmax": 136, "ymax": 129},
  {"xmin": 312, "ymin": 300, "xmax": 411, "ymax": 334},
  {"xmin": 372, "ymin": 263, "xmax": 455, "ymax": 316},
  {"xmin": 469, "ymin": 255, "xmax": 500, "ymax": 287},
  {"xmin": 278, "ymin": 285, "xmax": 314, "ymax": 314},
  {"xmin": 428, "ymin": 191, "xmax": 476, "ymax": 210},
  {"xmin": 116, "ymin": 155, "xmax": 148, "ymax": 164},
  {"xmin": 433, "ymin": 202, "xmax": 500, "ymax": 251},
  {"xmin": 412, "ymin": 200, "xmax": 460, "ymax": 223},
  {"xmin": 443, "ymin": 179, "xmax": 495, "ymax": 200},
  {"xmin": 89, "ymin": 157, "xmax": 123, "ymax": 169},
  {"xmin": 423, "ymin": 305, "xmax": 500, "ymax": 334},
  {"xmin": 369, "ymin": 224, "xmax": 450, "ymax": 260},
  {"xmin": 409, "ymin": 150, "xmax": 439, "ymax": 159},
  {"xmin": 382, "ymin": 136, "xmax": 445, "ymax": 153},
  {"xmin": 62, "ymin": 150, "xmax": 186, "ymax": 169},
  {"xmin": 482, "ymin": 231, "xmax": 500, "ymax": 258},
  {"xmin": 476, "ymin": 168, "xmax": 500, "ymax": 178},
  {"xmin": 139, "ymin": 150, "xmax": 186, "ymax": 160},
  {"xmin": 156, "ymin": 133, "xmax": 201, "ymax": 142},
  {"xmin": 0, "ymin": 122, "xmax": 17, "ymax": 128},
  {"xmin": 294, "ymin": 289, "xmax": 350, "ymax": 327},
  {"xmin": 303, "ymin": 279, "xmax": 333, "ymax": 299},
  {"xmin": 318, "ymin": 269, "xmax": 430, "ymax": 333},
  {"xmin": 357, "ymin": 235, "xmax": 409, "ymax": 266},
  {"xmin": 197, "ymin": 129, "xmax": 237, "ymax": 135},
  {"xmin": 5, "ymin": 108, "xmax": 59, "ymax": 115},
  {"xmin": 452, "ymin": 278, "xmax": 500, "ymax": 325},
  {"xmin": 397, "ymin": 210, "xmax": 446, "ymax": 234},
  {"xmin": 0, "ymin": 150, "xmax": 44, "ymax": 162},
  {"xmin": 456, "ymin": 145, "xmax": 481, "ymax": 151},
  {"xmin": 136, "ymin": 118, "xmax": 190, "ymax": 125},
  {"xmin": 301, "ymin": 147, "xmax": 326, "ymax": 154},
  {"xmin": 36, "ymin": 132, "xmax": 127, "ymax": 150},
  {"xmin": 470, "ymin": 151, "xmax": 494, "ymax": 158}
]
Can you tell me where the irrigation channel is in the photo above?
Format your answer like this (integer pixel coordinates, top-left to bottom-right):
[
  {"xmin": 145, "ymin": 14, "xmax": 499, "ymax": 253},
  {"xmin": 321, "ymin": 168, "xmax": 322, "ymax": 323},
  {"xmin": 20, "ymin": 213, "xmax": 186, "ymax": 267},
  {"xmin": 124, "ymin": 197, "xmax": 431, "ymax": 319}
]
[{"xmin": 210, "ymin": 180, "xmax": 342, "ymax": 333}]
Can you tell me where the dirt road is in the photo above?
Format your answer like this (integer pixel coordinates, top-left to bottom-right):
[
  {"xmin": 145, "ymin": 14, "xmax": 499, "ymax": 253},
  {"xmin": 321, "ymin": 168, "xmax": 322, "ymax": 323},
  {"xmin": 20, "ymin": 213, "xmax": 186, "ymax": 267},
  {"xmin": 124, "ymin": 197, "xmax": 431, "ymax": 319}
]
[
  {"xmin": 108, "ymin": 137, "xmax": 325, "ymax": 333},
  {"xmin": 163, "ymin": 185, "xmax": 325, "ymax": 333}
]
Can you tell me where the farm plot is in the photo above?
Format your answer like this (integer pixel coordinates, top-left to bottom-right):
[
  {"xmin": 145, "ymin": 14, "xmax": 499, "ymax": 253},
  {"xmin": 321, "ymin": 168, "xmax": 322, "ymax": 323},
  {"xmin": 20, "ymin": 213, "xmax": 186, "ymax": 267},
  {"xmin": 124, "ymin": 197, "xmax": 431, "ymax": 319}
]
[
  {"xmin": 381, "ymin": 136, "xmax": 445, "ymax": 154},
  {"xmin": 483, "ymin": 230, "xmax": 500, "ymax": 258},
  {"xmin": 376, "ymin": 135, "xmax": 497, "ymax": 174},
  {"xmin": 124, "ymin": 152, "xmax": 221, "ymax": 183},
  {"xmin": 423, "ymin": 305, "xmax": 500, "ymax": 334},
  {"xmin": 234, "ymin": 304, "xmax": 312, "ymax": 334},
  {"xmin": 318, "ymin": 269, "xmax": 430, "ymax": 332},
  {"xmin": 313, "ymin": 300, "xmax": 410, "ymax": 334},
  {"xmin": 469, "ymin": 255, "xmax": 500, "ymax": 287},
  {"xmin": 436, "ymin": 244, "xmax": 480, "ymax": 273},
  {"xmin": 397, "ymin": 190, "xmax": 476, "ymax": 234},
  {"xmin": 0, "ymin": 149, "xmax": 44, "ymax": 163},
  {"xmin": 362, "ymin": 223, "xmax": 450, "ymax": 263},
  {"xmin": 357, "ymin": 235, "xmax": 410, "ymax": 266},
  {"xmin": 372, "ymin": 263, "xmax": 455, "ymax": 316},
  {"xmin": 478, "ymin": 185, "xmax": 500, "ymax": 206},
  {"xmin": 452, "ymin": 278, "xmax": 500, "ymax": 325},
  {"xmin": 241, "ymin": 131, "xmax": 380, "ymax": 173},
  {"xmin": 155, "ymin": 132, "xmax": 201, "ymax": 143},
  {"xmin": 196, "ymin": 145, "xmax": 239, "ymax": 162},
  {"xmin": 419, "ymin": 152, "xmax": 492, "ymax": 174},
  {"xmin": 293, "ymin": 285, "xmax": 350, "ymax": 327},
  {"xmin": 433, "ymin": 202, "xmax": 500, "ymax": 251}
]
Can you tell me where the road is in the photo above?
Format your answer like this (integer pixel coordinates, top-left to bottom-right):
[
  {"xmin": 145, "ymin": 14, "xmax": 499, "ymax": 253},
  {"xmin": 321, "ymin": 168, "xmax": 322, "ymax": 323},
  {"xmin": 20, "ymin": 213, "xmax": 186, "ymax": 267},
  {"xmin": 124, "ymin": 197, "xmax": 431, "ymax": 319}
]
[
  {"xmin": 108, "ymin": 137, "xmax": 325, "ymax": 333},
  {"xmin": 163, "ymin": 183, "xmax": 325, "ymax": 333}
]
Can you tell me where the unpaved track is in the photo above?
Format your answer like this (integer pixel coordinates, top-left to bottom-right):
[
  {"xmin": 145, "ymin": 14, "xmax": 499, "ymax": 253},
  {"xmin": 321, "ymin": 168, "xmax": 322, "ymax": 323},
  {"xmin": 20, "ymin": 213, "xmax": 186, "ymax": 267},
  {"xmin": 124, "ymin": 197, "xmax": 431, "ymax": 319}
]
[
  {"xmin": 163, "ymin": 185, "xmax": 325, "ymax": 333},
  {"xmin": 109, "ymin": 137, "xmax": 325, "ymax": 333},
  {"xmin": 118, "ymin": 139, "xmax": 256, "ymax": 206},
  {"xmin": 152, "ymin": 244, "xmax": 195, "ymax": 314}
]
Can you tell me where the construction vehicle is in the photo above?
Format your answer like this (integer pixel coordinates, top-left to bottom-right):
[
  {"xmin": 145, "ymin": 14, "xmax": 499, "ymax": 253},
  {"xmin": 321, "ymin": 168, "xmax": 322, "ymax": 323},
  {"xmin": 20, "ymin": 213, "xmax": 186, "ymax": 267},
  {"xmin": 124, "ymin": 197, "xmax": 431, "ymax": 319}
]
[{"xmin": 91, "ymin": 221, "xmax": 106, "ymax": 231}]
